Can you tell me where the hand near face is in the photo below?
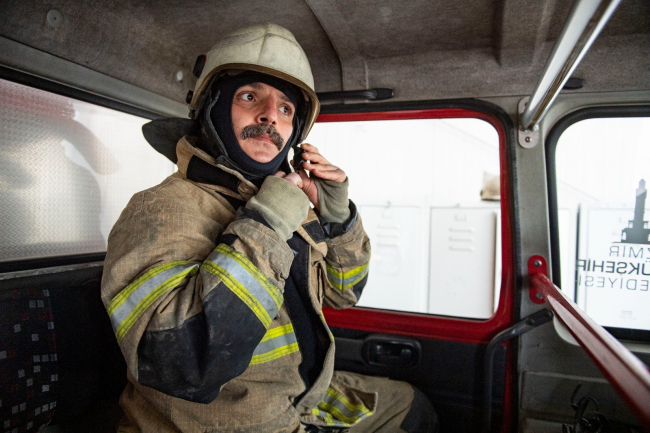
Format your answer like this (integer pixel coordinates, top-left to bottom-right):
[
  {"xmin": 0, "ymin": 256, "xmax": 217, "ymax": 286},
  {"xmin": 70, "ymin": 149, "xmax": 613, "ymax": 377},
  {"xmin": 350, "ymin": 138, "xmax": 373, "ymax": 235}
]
[
  {"xmin": 273, "ymin": 170, "xmax": 303, "ymax": 189},
  {"xmin": 293, "ymin": 143, "xmax": 346, "ymax": 210}
]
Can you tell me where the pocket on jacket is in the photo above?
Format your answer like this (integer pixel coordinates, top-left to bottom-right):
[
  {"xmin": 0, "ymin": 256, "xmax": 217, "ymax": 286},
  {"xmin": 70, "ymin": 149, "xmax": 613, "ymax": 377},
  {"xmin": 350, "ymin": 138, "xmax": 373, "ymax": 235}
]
[{"xmin": 302, "ymin": 381, "xmax": 378, "ymax": 428}]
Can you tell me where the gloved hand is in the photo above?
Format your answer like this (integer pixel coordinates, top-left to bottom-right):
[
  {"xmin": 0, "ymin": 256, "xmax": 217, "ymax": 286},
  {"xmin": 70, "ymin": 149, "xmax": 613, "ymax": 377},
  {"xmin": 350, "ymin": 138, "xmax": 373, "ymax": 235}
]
[
  {"xmin": 314, "ymin": 177, "xmax": 350, "ymax": 223},
  {"xmin": 292, "ymin": 143, "xmax": 350, "ymax": 223},
  {"xmin": 245, "ymin": 175, "xmax": 309, "ymax": 240}
]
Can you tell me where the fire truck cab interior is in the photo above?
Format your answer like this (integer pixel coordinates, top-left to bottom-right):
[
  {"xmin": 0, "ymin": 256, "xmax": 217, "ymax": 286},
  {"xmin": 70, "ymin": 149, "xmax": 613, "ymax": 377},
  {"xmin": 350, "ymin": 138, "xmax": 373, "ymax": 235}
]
[{"xmin": 1, "ymin": 0, "xmax": 649, "ymax": 432}]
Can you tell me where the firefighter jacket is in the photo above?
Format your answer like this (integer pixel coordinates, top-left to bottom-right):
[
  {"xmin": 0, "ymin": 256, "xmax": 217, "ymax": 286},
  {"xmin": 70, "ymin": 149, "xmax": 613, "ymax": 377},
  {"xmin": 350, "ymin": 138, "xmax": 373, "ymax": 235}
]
[{"xmin": 101, "ymin": 137, "xmax": 374, "ymax": 432}]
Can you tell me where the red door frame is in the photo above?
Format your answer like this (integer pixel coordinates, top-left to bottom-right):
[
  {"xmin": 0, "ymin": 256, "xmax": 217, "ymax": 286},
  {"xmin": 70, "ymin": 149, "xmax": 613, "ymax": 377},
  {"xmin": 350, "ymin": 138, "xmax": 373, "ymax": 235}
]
[{"xmin": 318, "ymin": 108, "xmax": 517, "ymax": 431}]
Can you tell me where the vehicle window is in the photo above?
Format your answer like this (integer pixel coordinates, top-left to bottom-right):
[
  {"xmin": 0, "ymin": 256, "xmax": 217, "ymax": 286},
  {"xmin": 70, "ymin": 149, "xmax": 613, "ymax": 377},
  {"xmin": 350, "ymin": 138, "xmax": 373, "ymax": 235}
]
[
  {"xmin": 0, "ymin": 79, "xmax": 175, "ymax": 262},
  {"xmin": 554, "ymin": 116, "xmax": 650, "ymax": 332},
  {"xmin": 308, "ymin": 118, "xmax": 501, "ymax": 319}
]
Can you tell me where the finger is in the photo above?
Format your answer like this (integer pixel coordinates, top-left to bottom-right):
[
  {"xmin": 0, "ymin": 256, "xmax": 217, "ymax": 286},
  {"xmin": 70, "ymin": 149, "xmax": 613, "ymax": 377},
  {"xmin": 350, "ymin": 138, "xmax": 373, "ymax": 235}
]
[
  {"xmin": 297, "ymin": 169, "xmax": 317, "ymax": 190},
  {"xmin": 314, "ymin": 171, "xmax": 347, "ymax": 183},
  {"xmin": 310, "ymin": 166, "xmax": 344, "ymax": 176},
  {"xmin": 297, "ymin": 169, "xmax": 310, "ymax": 182},
  {"xmin": 300, "ymin": 143, "xmax": 319, "ymax": 154},
  {"xmin": 307, "ymin": 165, "xmax": 347, "ymax": 182},
  {"xmin": 284, "ymin": 172, "xmax": 303, "ymax": 189},
  {"xmin": 302, "ymin": 161, "xmax": 338, "ymax": 172},
  {"xmin": 274, "ymin": 171, "xmax": 287, "ymax": 178}
]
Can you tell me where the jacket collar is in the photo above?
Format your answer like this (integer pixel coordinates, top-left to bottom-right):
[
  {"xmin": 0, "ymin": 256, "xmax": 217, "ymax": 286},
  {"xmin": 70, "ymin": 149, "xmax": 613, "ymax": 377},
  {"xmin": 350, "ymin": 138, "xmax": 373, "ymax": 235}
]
[{"xmin": 175, "ymin": 136, "xmax": 259, "ymax": 201}]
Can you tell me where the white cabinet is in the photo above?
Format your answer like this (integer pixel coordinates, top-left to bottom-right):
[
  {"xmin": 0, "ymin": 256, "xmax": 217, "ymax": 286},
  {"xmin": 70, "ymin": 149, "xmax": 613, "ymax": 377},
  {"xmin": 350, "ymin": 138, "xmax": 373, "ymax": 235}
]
[
  {"xmin": 428, "ymin": 207, "xmax": 501, "ymax": 319},
  {"xmin": 355, "ymin": 205, "xmax": 429, "ymax": 313}
]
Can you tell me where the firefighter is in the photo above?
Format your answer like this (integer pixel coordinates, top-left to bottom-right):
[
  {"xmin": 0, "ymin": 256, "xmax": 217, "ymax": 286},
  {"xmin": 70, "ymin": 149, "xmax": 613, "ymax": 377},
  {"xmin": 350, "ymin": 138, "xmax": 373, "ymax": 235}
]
[{"xmin": 101, "ymin": 23, "xmax": 437, "ymax": 432}]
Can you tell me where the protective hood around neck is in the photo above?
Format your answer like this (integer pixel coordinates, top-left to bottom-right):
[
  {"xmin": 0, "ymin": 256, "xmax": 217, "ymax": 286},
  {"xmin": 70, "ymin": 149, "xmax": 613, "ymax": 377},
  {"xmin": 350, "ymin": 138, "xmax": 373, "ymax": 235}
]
[{"xmin": 199, "ymin": 72, "xmax": 303, "ymax": 181}]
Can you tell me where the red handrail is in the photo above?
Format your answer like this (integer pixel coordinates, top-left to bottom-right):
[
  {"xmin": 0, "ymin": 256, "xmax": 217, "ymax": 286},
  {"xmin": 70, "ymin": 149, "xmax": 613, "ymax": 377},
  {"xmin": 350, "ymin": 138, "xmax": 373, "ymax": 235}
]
[{"xmin": 531, "ymin": 273, "xmax": 650, "ymax": 427}]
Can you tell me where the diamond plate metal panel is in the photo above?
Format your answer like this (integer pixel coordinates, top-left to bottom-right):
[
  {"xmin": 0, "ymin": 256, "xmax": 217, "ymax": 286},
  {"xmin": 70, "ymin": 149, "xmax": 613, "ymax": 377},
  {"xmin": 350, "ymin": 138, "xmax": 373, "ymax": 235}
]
[{"xmin": 0, "ymin": 79, "xmax": 174, "ymax": 262}]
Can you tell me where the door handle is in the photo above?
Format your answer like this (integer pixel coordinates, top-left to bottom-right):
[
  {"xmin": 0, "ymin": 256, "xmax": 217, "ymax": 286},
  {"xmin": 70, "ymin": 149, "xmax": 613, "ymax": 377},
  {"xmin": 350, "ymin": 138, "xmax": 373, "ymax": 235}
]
[{"xmin": 362, "ymin": 336, "xmax": 421, "ymax": 368}]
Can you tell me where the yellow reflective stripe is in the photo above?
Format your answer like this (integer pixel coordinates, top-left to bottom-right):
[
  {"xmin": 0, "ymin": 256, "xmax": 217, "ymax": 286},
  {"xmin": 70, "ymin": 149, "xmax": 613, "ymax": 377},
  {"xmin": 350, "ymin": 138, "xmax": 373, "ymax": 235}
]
[
  {"xmin": 317, "ymin": 403, "xmax": 356, "ymax": 425},
  {"xmin": 250, "ymin": 323, "xmax": 299, "ymax": 365},
  {"xmin": 326, "ymin": 262, "xmax": 368, "ymax": 280},
  {"xmin": 326, "ymin": 262, "xmax": 369, "ymax": 290},
  {"xmin": 260, "ymin": 323, "xmax": 294, "ymax": 343},
  {"xmin": 214, "ymin": 244, "xmax": 282, "ymax": 309},
  {"xmin": 313, "ymin": 387, "xmax": 374, "ymax": 426},
  {"xmin": 335, "ymin": 269, "xmax": 368, "ymax": 290},
  {"xmin": 311, "ymin": 407, "xmax": 346, "ymax": 427},
  {"xmin": 201, "ymin": 261, "xmax": 273, "ymax": 328},
  {"xmin": 319, "ymin": 311, "xmax": 334, "ymax": 342},
  {"xmin": 114, "ymin": 265, "xmax": 199, "ymax": 342},
  {"xmin": 325, "ymin": 387, "xmax": 373, "ymax": 417},
  {"xmin": 107, "ymin": 261, "xmax": 192, "ymax": 315},
  {"xmin": 250, "ymin": 342, "xmax": 299, "ymax": 365}
]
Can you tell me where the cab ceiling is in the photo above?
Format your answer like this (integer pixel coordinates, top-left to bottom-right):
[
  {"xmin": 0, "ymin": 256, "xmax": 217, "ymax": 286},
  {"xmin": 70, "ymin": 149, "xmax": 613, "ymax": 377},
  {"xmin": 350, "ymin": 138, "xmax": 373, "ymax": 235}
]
[{"xmin": 1, "ymin": 0, "xmax": 649, "ymax": 107}]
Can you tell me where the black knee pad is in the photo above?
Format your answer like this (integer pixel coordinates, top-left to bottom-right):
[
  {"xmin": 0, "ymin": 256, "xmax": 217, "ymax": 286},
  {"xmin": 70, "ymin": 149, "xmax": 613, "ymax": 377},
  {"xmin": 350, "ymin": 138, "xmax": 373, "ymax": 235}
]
[{"xmin": 399, "ymin": 386, "xmax": 439, "ymax": 433}]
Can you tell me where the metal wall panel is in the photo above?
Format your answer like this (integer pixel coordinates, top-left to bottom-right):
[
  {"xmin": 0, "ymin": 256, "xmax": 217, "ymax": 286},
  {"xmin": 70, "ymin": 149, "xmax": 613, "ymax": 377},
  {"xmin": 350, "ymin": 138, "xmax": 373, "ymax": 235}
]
[{"xmin": 0, "ymin": 79, "xmax": 174, "ymax": 262}]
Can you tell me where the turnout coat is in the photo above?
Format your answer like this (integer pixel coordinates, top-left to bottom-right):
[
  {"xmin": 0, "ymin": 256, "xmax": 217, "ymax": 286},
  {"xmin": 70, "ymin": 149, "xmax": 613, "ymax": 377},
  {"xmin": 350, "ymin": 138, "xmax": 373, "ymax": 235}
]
[{"xmin": 101, "ymin": 137, "xmax": 376, "ymax": 432}]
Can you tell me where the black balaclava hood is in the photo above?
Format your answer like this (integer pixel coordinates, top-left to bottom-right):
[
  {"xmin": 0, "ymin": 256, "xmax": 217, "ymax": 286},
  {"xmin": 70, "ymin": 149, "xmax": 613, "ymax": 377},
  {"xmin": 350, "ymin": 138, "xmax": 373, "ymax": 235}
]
[{"xmin": 199, "ymin": 71, "xmax": 302, "ymax": 183}]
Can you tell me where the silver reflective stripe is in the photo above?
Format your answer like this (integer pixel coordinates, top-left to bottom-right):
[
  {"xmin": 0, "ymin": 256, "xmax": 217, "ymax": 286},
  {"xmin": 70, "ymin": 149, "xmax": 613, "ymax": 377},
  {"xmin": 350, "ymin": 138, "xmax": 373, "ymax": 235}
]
[
  {"xmin": 321, "ymin": 392, "xmax": 369, "ymax": 422},
  {"xmin": 206, "ymin": 251, "xmax": 279, "ymax": 318},
  {"xmin": 109, "ymin": 263, "xmax": 197, "ymax": 333},
  {"xmin": 326, "ymin": 264, "xmax": 369, "ymax": 290},
  {"xmin": 314, "ymin": 387, "xmax": 373, "ymax": 426},
  {"xmin": 311, "ymin": 408, "xmax": 348, "ymax": 427},
  {"xmin": 252, "ymin": 330, "xmax": 297, "ymax": 357},
  {"xmin": 250, "ymin": 323, "xmax": 299, "ymax": 365}
]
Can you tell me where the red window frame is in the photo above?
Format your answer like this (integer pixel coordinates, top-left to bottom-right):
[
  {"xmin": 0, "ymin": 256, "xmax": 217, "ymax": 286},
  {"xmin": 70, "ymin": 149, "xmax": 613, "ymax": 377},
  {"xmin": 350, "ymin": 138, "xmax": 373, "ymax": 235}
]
[{"xmin": 319, "ymin": 108, "xmax": 516, "ymax": 345}]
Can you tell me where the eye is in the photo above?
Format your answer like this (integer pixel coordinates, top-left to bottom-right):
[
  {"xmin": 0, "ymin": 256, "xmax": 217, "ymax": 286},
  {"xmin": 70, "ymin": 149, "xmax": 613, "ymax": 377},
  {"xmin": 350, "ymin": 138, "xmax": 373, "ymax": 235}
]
[
  {"xmin": 238, "ymin": 92, "xmax": 254, "ymax": 102},
  {"xmin": 280, "ymin": 105, "xmax": 293, "ymax": 116}
]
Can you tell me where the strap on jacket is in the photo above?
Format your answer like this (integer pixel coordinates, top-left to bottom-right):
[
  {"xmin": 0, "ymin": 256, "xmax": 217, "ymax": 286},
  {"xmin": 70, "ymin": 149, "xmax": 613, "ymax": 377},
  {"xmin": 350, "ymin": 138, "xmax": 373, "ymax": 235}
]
[
  {"xmin": 186, "ymin": 156, "xmax": 246, "ymax": 209},
  {"xmin": 297, "ymin": 210, "xmax": 328, "ymax": 256}
]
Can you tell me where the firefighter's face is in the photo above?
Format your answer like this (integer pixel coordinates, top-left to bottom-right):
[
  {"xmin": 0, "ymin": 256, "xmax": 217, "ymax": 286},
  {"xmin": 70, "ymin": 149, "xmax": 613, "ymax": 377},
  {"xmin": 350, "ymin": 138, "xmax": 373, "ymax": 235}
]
[{"xmin": 231, "ymin": 82, "xmax": 295, "ymax": 163}]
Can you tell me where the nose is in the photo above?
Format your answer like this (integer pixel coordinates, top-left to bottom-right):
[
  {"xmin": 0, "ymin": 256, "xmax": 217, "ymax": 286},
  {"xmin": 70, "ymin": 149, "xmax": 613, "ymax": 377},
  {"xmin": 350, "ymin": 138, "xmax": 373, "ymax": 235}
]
[{"xmin": 255, "ymin": 95, "xmax": 278, "ymax": 125}]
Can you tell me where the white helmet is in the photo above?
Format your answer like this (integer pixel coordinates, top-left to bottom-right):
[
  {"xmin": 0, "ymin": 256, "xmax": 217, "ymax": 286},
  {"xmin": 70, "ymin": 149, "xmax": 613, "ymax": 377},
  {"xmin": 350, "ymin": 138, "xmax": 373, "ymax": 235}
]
[{"xmin": 188, "ymin": 23, "xmax": 319, "ymax": 141}]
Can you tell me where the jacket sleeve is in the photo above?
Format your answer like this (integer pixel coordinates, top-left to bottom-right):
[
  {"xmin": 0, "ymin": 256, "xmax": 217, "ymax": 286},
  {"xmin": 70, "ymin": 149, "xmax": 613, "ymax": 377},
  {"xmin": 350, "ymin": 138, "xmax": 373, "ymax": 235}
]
[
  {"xmin": 320, "ymin": 201, "xmax": 371, "ymax": 309},
  {"xmin": 101, "ymin": 176, "xmax": 304, "ymax": 404}
]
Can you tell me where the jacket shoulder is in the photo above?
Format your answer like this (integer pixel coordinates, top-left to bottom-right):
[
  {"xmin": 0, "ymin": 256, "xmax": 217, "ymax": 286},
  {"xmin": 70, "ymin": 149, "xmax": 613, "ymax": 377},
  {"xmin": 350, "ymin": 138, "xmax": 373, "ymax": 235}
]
[{"xmin": 117, "ymin": 175, "xmax": 233, "ymax": 224}]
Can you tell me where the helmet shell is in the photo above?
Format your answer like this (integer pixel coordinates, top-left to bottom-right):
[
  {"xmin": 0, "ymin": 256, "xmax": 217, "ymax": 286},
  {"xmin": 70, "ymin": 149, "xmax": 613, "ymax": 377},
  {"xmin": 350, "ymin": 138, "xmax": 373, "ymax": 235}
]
[{"xmin": 189, "ymin": 23, "xmax": 320, "ymax": 141}]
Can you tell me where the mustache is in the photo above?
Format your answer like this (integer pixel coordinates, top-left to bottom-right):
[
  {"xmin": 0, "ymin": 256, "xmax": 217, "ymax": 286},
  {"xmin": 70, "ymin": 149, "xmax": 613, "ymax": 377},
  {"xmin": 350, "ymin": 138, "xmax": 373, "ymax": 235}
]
[{"xmin": 240, "ymin": 124, "xmax": 285, "ymax": 150}]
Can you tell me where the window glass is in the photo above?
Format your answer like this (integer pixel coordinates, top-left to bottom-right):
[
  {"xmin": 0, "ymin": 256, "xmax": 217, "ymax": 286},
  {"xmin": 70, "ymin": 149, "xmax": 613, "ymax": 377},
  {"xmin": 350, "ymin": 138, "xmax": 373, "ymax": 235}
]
[
  {"xmin": 308, "ymin": 118, "xmax": 501, "ymax": 318},
  {"xmin": 555, "ymin": 117, "xmax": 650, "ymax": 331},
  {"xmin": 0, "ymin": 79, "xmax": 175, "ymax": 262}
]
